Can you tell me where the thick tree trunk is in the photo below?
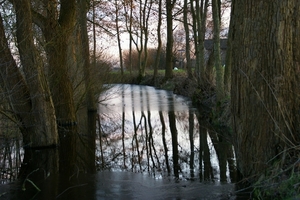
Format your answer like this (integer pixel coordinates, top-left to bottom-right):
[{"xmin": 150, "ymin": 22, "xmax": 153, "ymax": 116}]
[
  {"xmin": 0, "ymin": 2, "xmax": 58, "ymax": 148},
  {"xmin": 78, "ymin": 0, "xmax": 97, "ymax": 173},
  {"xmin": 0, "ymin": 13, "xmax": 31, "ymax": 144},
  {"xmin": 231, "ymin": 0, "xmax": 300, "ymax": 180},
  {"xmin": 13, "ymin": 0, "xmax": 58, "ymax": 148},
  {"xmin": 39, "ymin": 0, "xmax": 78, "ymax": 174}
]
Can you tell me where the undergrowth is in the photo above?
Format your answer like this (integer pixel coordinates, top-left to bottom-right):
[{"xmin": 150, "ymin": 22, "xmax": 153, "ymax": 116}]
[{"xmin": 252, "ymin": 156, "xmax": 300, "ymax": 199}]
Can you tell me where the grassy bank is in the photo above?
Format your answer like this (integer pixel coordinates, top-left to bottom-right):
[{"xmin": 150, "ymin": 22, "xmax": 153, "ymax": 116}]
[{"xmin": 106, "ymin": 69, "xmax": 198, "ymax": 98}]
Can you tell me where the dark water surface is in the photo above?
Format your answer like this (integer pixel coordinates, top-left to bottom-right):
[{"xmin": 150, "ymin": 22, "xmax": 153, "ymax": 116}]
[
  {"xmin": 0, "ymin": 171, "xmax": 235, "ymax": 199},
  {"xmin": 0, "ymin": 84, "xmax": 237, "ymax": 199}
]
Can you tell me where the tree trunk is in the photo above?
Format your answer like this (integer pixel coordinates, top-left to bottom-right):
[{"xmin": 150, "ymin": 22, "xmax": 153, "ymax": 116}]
[
  {"xmin": 212, "ymin": 0, "xmax": 224, "ymax": 102},
  {"xmin": 190, "ymin": 0, "xmax": 199, "ymax": 79},
  {"xmin": 165, "ymin": 0, "xmax": 176, "ymax": 80},
  {"xmin": 115, "ymin": 1, "xmax": 124, "ymax": 75},
  {"xmin": 36, "ymin": 0, "xmax": 78, "ymax": 174},
  {"xmin": 0, "ymin": 13, "xmax": 31, "ymax": 145},
  {"xmin": 153, "ymin": 0, "xmax": 162, "ymax": 78},
  {"xmin": 231, "ymin": 0, "xmax": 300, "ymax": 180},
  {"xmin": 141, "ymin": 0, "xmax": 152, "ymax": 78},
  {"xmin": 78, "ymin": 0, "xmax": 97, "ymax": 173},
  {"xmin": 191, "ymin": 0, "xmax": 208, "ymax": 85},
  {"xmin": 184, "ymin": 0, "xmax": 193, "ymax": 79},
  {"xmin": 0, "ymin": 1, "xmax": 58, "ymax": 148},
  {"xmin": 13, "ymin": 0, "xmax": 58, "ymax": 148},
  {"xmin": 223, "ymin": 3, "xmax": 234, "ymax": 95}
]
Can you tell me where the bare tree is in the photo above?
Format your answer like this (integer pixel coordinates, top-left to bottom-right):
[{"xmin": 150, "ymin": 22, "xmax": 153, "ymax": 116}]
[
  {"xmin": 165, "ymin": 0, "xmax": 177, "ymax": 79},
  {"xmin": 183, "ymin": 0, "xmax": 193, "ymax": 79},
  {"xmin": 114, "ymin": 0, "xmax": 125, "ymax": 75},
  {"xmin": 190, "ymin": 0, "xmax": 209, "ymax": 85},
  {"xmin": 153, "ymin": 0, "xmax": 163, "ymax": 78}
]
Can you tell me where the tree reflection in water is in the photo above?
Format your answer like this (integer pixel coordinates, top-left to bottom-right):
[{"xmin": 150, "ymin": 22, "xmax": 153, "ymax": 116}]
[
  {"xmin": 97, "ymin": 84, "xmax": 237, "ymax": 182},
  {"xmin": 0, "ymin": 84, "xmax": 237, "ymax": 199}
]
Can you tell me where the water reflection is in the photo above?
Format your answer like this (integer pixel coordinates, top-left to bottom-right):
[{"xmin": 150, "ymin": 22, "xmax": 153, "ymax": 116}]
[
  {"xmin": 98, "ymin": 84, "xmax": 236, "ymax": 182},
  {"xmin": 99, "ymin": 84, "xmax": 192, "ymax": 112},
  {"xmin": 0, "ymin": 138, "xmax": 22, "ymax": 184},
  {"xmin": 0, "ymin": 84, "xmax": 237, "ymax": 199}
]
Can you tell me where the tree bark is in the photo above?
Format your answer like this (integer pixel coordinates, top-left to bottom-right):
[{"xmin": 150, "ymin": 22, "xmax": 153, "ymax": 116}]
[
  {"xmin": 13, "ymin": 0, "xmax": 58, "ymax": 148},
  {"xmin": 231, "ymin": 0, "xmax": 300, "ymax": 180},
  {"xmin": 33, "ymin": 0, "xmax": 78, "ymax": 174},
  {"xmin": 0, "ymin": 13, "xmax": 31, "ymax": 145},
  {"xmin": 0, "ymin": 1, "xmax": 58, "ymax": 148},
  {"xmin": 78, "ymin": 0, "xmax": 97, "ymax": 173}
]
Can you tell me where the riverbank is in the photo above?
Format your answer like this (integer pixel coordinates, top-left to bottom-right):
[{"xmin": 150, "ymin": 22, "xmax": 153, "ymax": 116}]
[
  {"xmin": 114, "ymin": 72, "xmax": 231, "ymax": 137},
  {"xmin": 110, "ymin": 72, "xmax": 198, "ymax": 98},
  {"xmin": 128, "ymin": 73, "xmax": 300, "ymax": 200}
]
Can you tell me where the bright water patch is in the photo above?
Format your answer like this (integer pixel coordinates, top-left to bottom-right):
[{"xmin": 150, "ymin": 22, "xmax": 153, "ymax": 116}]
[{"xmin": 99, "ymin": 84, "xmax": 194, "ymax": 112}]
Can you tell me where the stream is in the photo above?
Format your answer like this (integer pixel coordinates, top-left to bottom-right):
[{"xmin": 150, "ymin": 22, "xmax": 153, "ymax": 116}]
[{"xmin": 0, "ymin": 84, "xmax": 238, "ymax": 199}]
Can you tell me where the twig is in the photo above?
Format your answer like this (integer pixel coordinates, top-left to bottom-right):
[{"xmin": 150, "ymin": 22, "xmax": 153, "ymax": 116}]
[{"xmin": 56, "ymin": 183, "xmax": 88, "ymax": 199}]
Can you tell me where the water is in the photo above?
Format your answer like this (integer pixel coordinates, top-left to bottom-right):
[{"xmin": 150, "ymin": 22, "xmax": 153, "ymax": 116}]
[
  {"xmin": 98, "ymin": 84, "xmax": 236, "ymax": 182},
  {"xmin": 0, "ymin": 84, "xmax": 237, "ymax": 199}
]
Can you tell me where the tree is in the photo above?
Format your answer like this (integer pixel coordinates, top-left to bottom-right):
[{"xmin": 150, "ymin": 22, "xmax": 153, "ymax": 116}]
[
  {"xmin": 165, "ymin": 0, "xmax": 176, "ymax": 79},
  {"xmin": 77, "ymin": 0, "xmax": 97, "ymax": 173},
  {"xmin": 231, "ymin": 0, "xmax": 300, "ymax": 184},
  {"xmin": 183, "ymin": 0, "xmax": 193, "ymax": 79},
  {"xmin": 114, "ymin": 0, "xmax": 125, "ymax": 75},
  {"xmin": 212, "ymin": 0, "xmax": 224, "ymax": 102},
  {"xmin": 123, "ymin": 0, "xmax": 134, "ymax": 75},
  {"xmin": 130, "ymin": 0, "xmax": 153, "ymax": 78},
  {"xmin": 153, "ymin": 0, "xmax": 162, "ymax": 78},
  {"xmin": 223, "ymin": 0, "xmax": 232, "ymax": 94},
  {"xmin": 0, "ymin": 0, "xmax": 58, "ymax": 148},
  {"xmin": 190, "ymin": 0, "xmax": 209, "ymax": 85},
  {"xmin": 0, "ymin": 0, "xmax": 80, "ymax": 174},
  {"xmin": 32, "ymin": 0, "xmax": 78, "ymax": 174}
]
